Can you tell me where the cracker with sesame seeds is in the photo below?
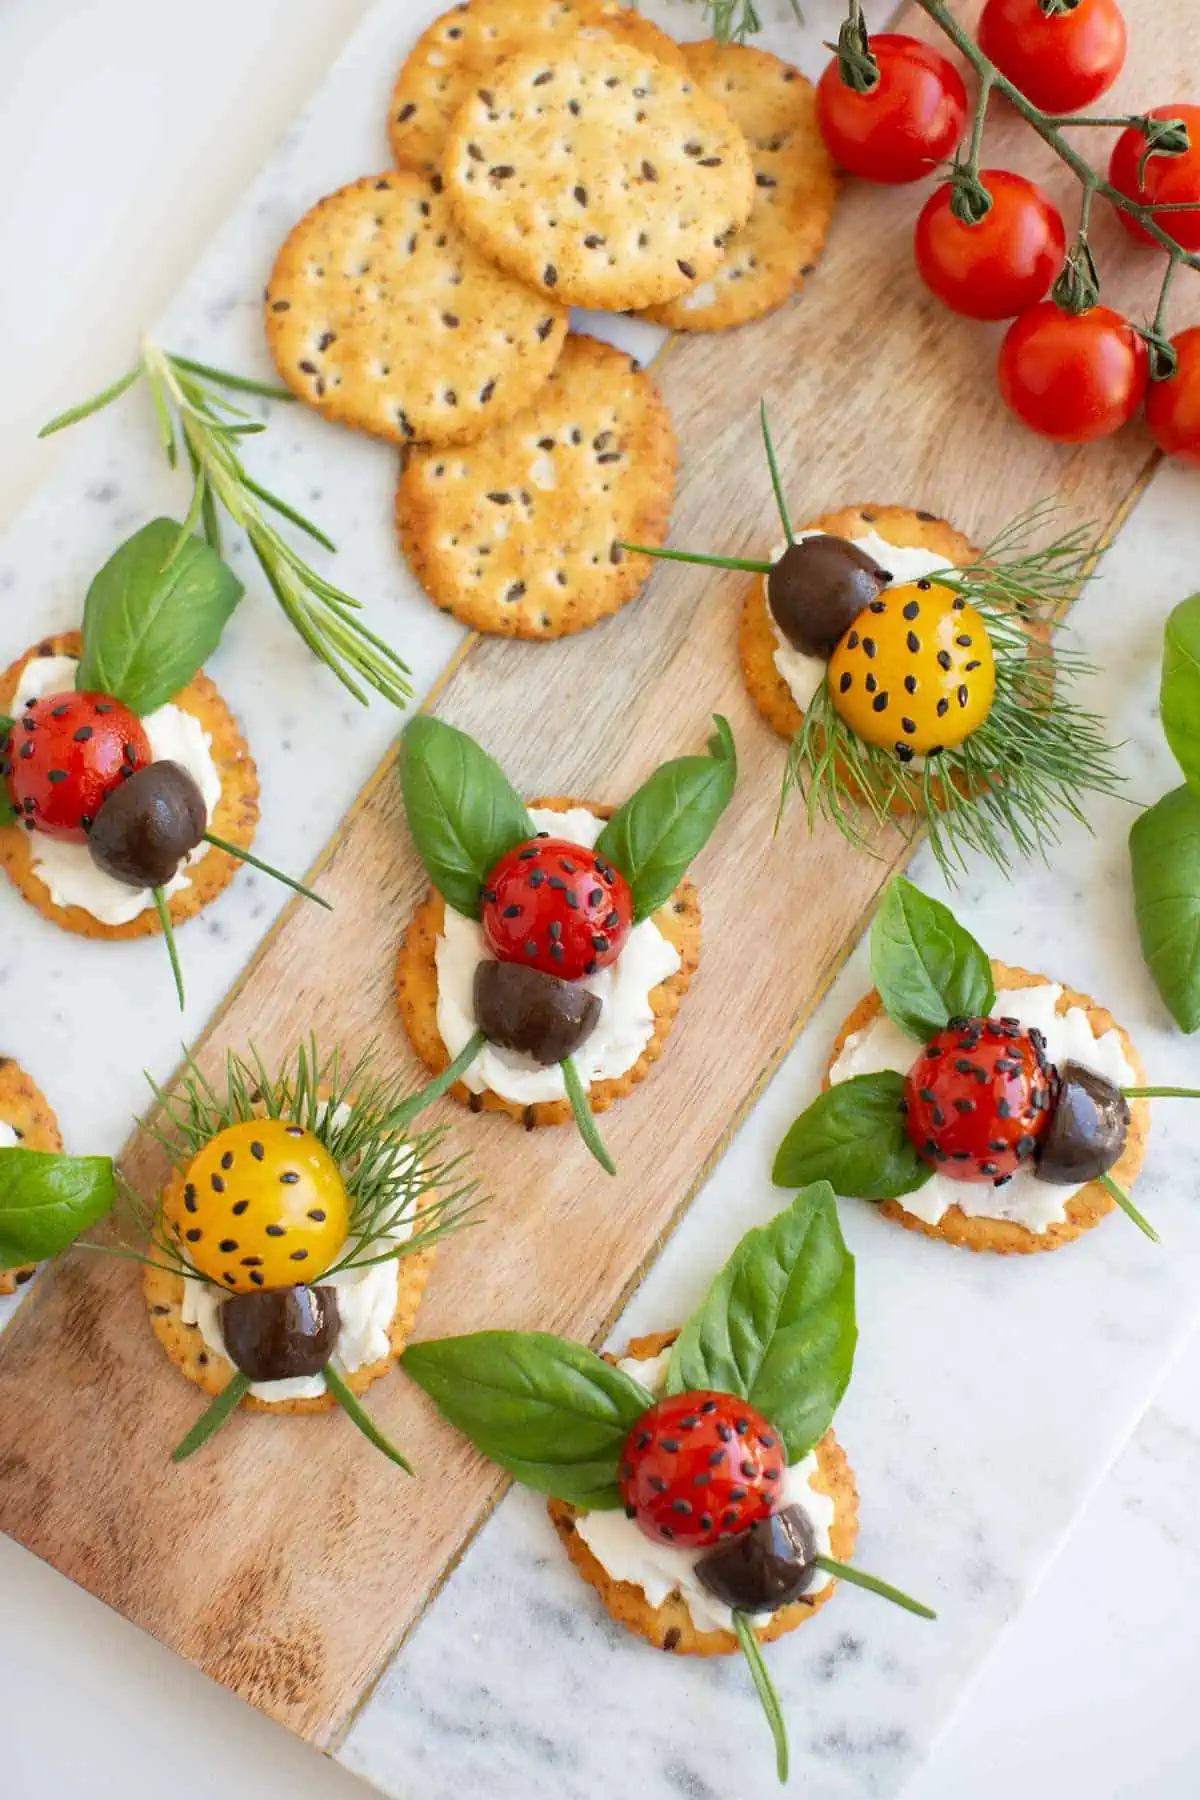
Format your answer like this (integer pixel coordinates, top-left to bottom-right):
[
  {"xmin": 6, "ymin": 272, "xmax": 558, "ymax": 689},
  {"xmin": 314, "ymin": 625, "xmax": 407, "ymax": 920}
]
[
  {"xmin": 396, "ymin": 334, "xmax": 676, "ymax": 639},
  {"xmin": 395, "ymin": 796, "xmax": 701, "ymax": 1128},
  {"xmin": 547, "ymin": 1328, "xmax": 859, "ymax": 1655},
  {"xmin": 389, "ymin": 0, "xmax": 687, "ymax": 173},
  {"xmin": 0, "ymin": 1058, "xmax": 62, "ymax": 1294},
  {"xmin": 0, "ymin": 631, "xmax": 258, "ymax": 942},
  {"xmin": 264, "ymin": 171, "xmax": 568, "ymax": 448},
  {"xmin": 825, "ymin": 960, "xmax": 1150, "ymax": 1256},
  {"xmin": 641, "ymin": 40, "xmax": 836, "ymax": 331},
  {"xmin": 443, "ymin": 38, "xmax": 754, "ymax": 312}
]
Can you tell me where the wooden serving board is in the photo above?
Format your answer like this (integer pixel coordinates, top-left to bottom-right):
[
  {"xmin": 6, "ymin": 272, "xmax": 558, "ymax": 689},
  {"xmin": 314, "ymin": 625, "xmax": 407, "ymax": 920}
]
[{"xmin": 0, "ymin": 0, "xmax": 1193, "ymax": 1757}]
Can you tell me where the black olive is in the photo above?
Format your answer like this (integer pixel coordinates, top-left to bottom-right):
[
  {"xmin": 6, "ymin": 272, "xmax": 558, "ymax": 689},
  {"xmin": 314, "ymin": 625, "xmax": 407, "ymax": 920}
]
[
  {"xmin": 695, "ymin": 1504, "xmax": 818, "ymax": 1613},
  {"xmin": 87, "ymin": 759, "xmax": 207, "ymax": 888},
  {"xmin": 473, "ymin": 960, "xmax": 601, "ymax": 1065},
  {"xmin": 1034, "ymin": 1060, "xmax": 1129, "ymax": 1185},
  {"xmin": 220, "ymin": 1284, "xmax": 341, "ymax": 1381},
  {"xmin": 767, "ymin": 535, "xmax": 891, "ymax": 658}
]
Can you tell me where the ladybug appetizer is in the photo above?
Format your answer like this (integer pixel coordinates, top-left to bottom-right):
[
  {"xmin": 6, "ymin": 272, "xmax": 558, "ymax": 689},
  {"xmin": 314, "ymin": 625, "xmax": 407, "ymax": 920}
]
[
  {"xmin": 403, "ymin": 1184, "xmax": 933, "ymax": 1783},
  {"xmin": 120, "ymin": 1041, "xmax": 479, "ymax": 1464},
  {"xmin": 625, "ymin": 407, "xmax": 1119, "ymax": 877},
  {"xmin": 0, "ymin": 1058, "xmax": 115, "ymax": 1294},
  {"xmin": 0, "ymin": 519, "xmax": 327, "ymax": 1008},
  {"xmin": 395, "ymin": 715, "xmax": 736, "ymax": 1172},
  {"xmin": 770, "ymin": 877, "xmax": 1195, "ymax": 1254}
]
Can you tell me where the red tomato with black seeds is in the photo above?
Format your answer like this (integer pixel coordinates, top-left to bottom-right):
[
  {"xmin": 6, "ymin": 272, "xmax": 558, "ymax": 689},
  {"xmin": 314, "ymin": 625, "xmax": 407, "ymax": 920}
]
[
  {"xmin": 1109, "ymin": 105, "xmax": 1200, "ymax": 254},
  {"xmin": 619, "ymin": 1390, "xmax": 785, "ymax": 1549},
  {"xmin": 817, "ymin": 34, "xmax": 968, "ymax": 186},
  {"xmin": 977, "ymin": 0, "xmax": 1126, "ymax": 114},
  {"xmin": 997, "ymin": 302, "xmax": 1149, "ymax": 442},
  {"xmin": 1145, "ymin": 327, "xmax": 1200, "ymax": 466},
  {"xmin": 3, "ymin": 689, "xmax": 151, "ymax": 843},
  {"xmin": 903, "ymin": 1016, "xmax": 1056, "ymax": 1183},
  {"xmin": 481, "ymin": 837, "xmax": 633, "ymax": 981},
  {"xmin": 914, "ymin": 170, "xmax": 1066, "ymax": 320}
]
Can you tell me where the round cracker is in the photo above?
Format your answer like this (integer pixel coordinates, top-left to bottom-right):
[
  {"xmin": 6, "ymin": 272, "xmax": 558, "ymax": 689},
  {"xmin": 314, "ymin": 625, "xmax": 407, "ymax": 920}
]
[
  {"xmin": 0, "ymin": 631, "xmax": 258, "ymax": 941},
  {"xmin": 264, "ymin": 171, "xmax": 568, "ymax": 448},
  {"xmin": 0, "ymin": 1058, "xmax": 62, "ymax": 1294},
  {"xmin": 389, "ymin": 0, "xmax": 687, "ymax": 172},
  {"xmin": 395, "ymin": 796, "xmax": 701, "ymax": 1127},
  {"xmin": 824, "ymin": 959, "xmax": 1150, "ymax": 1255},
  {"xmin": 397, "ymin": 334, "xmax": 676, "ymax": 639},
  {"xmin": 548, "ymin": 1328, "xmax": 859, "ymax": 1655},
  {"xmin": 642, "ymin": 40, "xmax": 836, "ymax": 331},
  {"xmin": 443, "ymin": 39, "xmax": 755, "ymax": 311}
]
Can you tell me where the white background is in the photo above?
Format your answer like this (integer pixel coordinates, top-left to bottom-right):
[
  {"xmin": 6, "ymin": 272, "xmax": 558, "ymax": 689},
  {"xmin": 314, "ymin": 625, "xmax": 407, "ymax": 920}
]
[{"xmin": 1, "ymin": 3, "xmax": 1198, "ymax": 1797}]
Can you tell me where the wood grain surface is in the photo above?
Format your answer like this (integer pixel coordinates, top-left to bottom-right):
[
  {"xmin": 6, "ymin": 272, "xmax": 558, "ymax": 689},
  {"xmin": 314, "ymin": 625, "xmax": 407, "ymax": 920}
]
[{"xmin": 0, "ymin": 0, "xmax": 1193, "ymax": 1752}]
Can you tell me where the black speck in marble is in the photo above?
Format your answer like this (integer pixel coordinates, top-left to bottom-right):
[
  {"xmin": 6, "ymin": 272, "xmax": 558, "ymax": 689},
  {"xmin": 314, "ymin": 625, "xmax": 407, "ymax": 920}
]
[
  {"xmin": 664, "ymin": 1761, "xmax": 721, "ymax": 1800},
  {"xmin": 817, "ymin": 1632, "xmax": 864, "ymax": 1682},
  {"xmin": 811, "ymin": 1723, "xmax": 911, "ymax": 1762},
  {"xmin": 86, "ymin": 482, "xmax": 119, "ymax": 505}
]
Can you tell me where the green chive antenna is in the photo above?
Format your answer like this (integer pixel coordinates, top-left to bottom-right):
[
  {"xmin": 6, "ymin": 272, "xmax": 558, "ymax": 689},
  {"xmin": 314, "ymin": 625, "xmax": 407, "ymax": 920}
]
[{"xmin": 759, "ymin": 399, "xmax": 793, "ymax": 544}]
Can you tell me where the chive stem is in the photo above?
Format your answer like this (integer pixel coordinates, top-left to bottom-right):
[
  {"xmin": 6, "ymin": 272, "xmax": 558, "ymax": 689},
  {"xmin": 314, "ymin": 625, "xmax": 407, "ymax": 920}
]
[
  {"xmin": 153, "ymin": 886, "xmax": 186, "ymax": 1011},
  {"xmin": 324, "ymin": 1362, "xmax": 414, "ymax": 1472},
  {"xmin": 203, "ymin": 830, "xmax": 331, "ymax": 910},
  {"xmin": 172, "ymin": 1371, "xmax": 252, "ymax": 1462},
  {"xmin": 619, "ymin": 543, "xmax": 773, "ymax": 574},
  {"xmin": 813, "ymin": 1554, "xmax": 937, "ymax": 1618},
  {"xmin": 732, "ymin": 1610, "xmax": 789, "ymax": 1784},
  {"xmin": 562, "ymin": 1057, "xmax": 617, "ymax": 1176},
  {"xmin": 758, "ymin": 400, "xmax": 794, "ymax": 545},
  {"xmin": 1097, "ymin": 1172, "xmax": 1160, "ymax": 1243},
  {"xmin": 388, "ymin": 1029, "xmax": 487, "ymax": 1130}
]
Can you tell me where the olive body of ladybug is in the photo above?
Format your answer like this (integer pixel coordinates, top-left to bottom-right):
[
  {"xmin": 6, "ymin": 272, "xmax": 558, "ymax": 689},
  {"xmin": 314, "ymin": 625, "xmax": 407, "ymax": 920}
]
[
  {"xmin": 696, "ymin": 1503, "xmax": 818, "ymax": 1613},
  {"xmin": 767, "ymin": 535, "xmax": 891, "ymax": 658},
  {"xmin": 828, "ymin": 581, "xmax": 995, "ymax": 759},
  {"xmin": 618, "ymin": 1390, "xmax": 785, "ymax": 1549},
  {"xmin": 166, "ymin": 1118, "xmax": 351, "ymax": 1291},
  {"xmin": 1035, "ymin": 1060, "xmax": 1129, "ymax": 1185},
  {"xmin": 87, "ymin": 759, "xmax": 208, "ymax": 888},
  {"xmin": 482, "ymin": 837, "xmax": 633, "ymax": 981},
  {"xmin": 220, "ymin": 1283, "xmax": 341, "ymax": 1381},
  {"xmin": 3, "ymin": 689, "xmax": 151, "ymax": 842},
  {"xmin": 903, "ymin": 1016, "xmax": 1055, "ymax": 1183},
  {"xmin": 473, "ymin": 960, "xmax": 601, "ymax": 1065}
]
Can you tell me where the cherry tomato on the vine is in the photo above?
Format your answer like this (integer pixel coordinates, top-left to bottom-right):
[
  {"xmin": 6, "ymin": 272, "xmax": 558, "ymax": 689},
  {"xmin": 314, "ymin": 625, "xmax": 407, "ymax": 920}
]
[
  {"xmin": 1145, "ymin": 328, "xmax": 1200, "ymax": 465},
  {"xmin": 977, "ymin": 0, "xmax": 1126, "ymax": 115},
  {"xmin": 997, "ymin": 302, "xmax": 1149, "ymax": 442},
  {"xmin": 1109, "ymin": 105, "xmax": 1200, "ymax": 253},
  {"xmin": 914, "ymin": 170, "xmax": 1066, "ymax": 319},
  {"xmin": 816, "ymin": 33, "xmax": 968, "ymax": 186}
]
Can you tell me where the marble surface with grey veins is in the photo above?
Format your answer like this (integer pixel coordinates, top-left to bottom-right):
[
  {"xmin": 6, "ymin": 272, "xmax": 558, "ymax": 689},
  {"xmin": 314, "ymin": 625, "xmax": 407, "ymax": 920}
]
[{"xmin": 3, "ymin": 2, "xmax": 1200, "ymax": 1798}]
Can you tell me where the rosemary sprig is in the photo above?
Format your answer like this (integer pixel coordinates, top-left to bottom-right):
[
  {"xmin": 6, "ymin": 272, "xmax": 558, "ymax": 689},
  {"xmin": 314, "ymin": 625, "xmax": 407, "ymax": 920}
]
[{"xmin": 39, "ymin": 339, "xmax": 412, "ymax": 709}]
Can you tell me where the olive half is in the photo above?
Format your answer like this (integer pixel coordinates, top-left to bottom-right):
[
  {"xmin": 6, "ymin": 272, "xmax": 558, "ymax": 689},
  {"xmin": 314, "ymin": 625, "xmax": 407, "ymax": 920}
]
[
  {"xmin": 767, "ymin": 535, "xmax": 891, "ymax": 658},
  {"xmin": 221, "ymin": 1283, "xmax": 341, "ymax": 1381},
  {"xmin": 695, "ymin": 1503, "xmax": 818, "ymax": 1614},
  {"xmin": 474, "ymin": 960, "xmax": 601, "ymax": 1066},
  {"xmin": 1034, "ymin": 1060, "xmax": 1129, "ymax": 1185},
  {"xmin": 87, "ymin": 759, "xmax": 207, "ymax": 888}
]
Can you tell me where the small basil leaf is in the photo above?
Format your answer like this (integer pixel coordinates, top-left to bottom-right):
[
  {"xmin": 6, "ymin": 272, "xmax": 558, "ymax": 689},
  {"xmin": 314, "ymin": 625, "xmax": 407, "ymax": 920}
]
[
  {"xmin": 870, "ymin": 875, "xmax": 994, "ymax": 1040},
  {"xmin": 401, "ymin": 1330, "xmax": 654, "ymax": 1508},
  {"xmin": 78, "ymin": 518, "xmax": 244, "ymax": 715},
  {"xmin": 398, "ymin": 717, "xmax": 533, "ymax": 919},
  {"xmin": 666, "ymin": 1183, "xmax": 856, "ymax": 1463},
  {"xmin": 594, "ymin": 715, "xmax": 736, "ymax": 921},
  {"xmin": 0, "ymin": 1150, "xmax": 116, "ymax": 1266},
  {"xmin": 1161, "ymin": 594, "xmax": 1200, "ymax": 790},
  {"xmin": 773, "ymin": 1072, "xmax": 933, "ymax": 1199},
  {"xmin": 1130, "ymin": 785, "xmax": 1200, "ymax": 1032}
]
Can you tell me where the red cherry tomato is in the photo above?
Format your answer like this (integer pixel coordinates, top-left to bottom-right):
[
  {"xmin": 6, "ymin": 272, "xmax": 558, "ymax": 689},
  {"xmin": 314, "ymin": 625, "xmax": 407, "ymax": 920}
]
[
  {"xmin": 1109, "ymin": 106, "xmax": 1200, "ymax": 253},
  {"xmin": 481, "ymin": 837, "xmax": 633, "ymax": 980},
  {"xmin": 619, "ymin": 1391, "xmax": 784, "ymax": 1549},
  {"xmin": 903, "ymin": 1017, "xmax": 1055, "ymax": 1183},
  {"xmin": 914, "ymin": 169, "xmax": 1066, "ymax": 319},
  {"xmin": 977, "ymin": 0, "xmax": 1126, "ymax": 114},
  {"xmin": 1145, "ymin": 327, "xmax": 1200, "ymax": 465},
  {"xmin": 997, "ymin": 302, "xmax": 1149, "ymax": 442},
  {"xmin": 3, "ymin": 689, "xmax": 151, "ymax": 842},
  {"xmin": 816, "ymin": 33, "xmax": 968, "ymax": 186}
]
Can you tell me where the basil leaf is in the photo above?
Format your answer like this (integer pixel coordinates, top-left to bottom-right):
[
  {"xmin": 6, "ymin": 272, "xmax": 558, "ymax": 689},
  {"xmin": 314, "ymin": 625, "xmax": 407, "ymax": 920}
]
[
  {"xmin": 594, "ymin": 715, "xmax": 737, "ymax": 921},
  {"xmin": 666, "ymin": 1183, "xmax": 856, "ymax": 1463},
  {"xmin": 78, "ymin": 518, "xmax": 243, "ymax": 715},
  {"xmin": 1130, "ymin": 784, "xmax": 1200, "ymax": 1032},
  {"xmin": 870, "ymin": 876, "xmax": 994, "ymax": 1040},
  {"xmin": 1161, "ymin": 594, "xmax": 1200, "ymax": 790},
  {"xmin": 401, "ymin": 1330, "xmax": 654, "ymax": 1508},
  {"xmin": 0, "ymin": 1150, "xmax": 115, "ymax": 1266},
  {"xmin": 398, "ymin": 717, "xmax": 533, "ymax": 919},
  {"xmin": 773, "ymin": 1072, "xmax": 932, "ymax": 1199}
]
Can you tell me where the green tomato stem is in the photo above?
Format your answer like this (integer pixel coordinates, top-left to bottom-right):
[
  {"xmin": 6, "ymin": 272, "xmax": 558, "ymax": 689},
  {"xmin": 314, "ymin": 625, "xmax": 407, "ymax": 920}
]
[
  {"xmin": 171, "ymin": 1370, "xmax": 252, "ymax": 1462},
  {"xmin": 813, "ymin": 1554, "xmax": 937, "ymax": 1618},
  {"xmin": 1097, "ymin": 1172, "xmax": 1160, "ymax": 1243},
  {"xmin": 203, "ymin": 830, "xmax": 332, "ymax": 911},
  {"xmin": 324, "ymin": 1362, "xmax": 415, "ymax": 1473},
  {"xmin": 562, "ymin": 1057, "xmax": 617, "ymax": 1176},
  {"xmin": 387, "ymin": 1029, "xmax": 487, "ymax": 1130},
  {"xmin": 153, "ymin": 886, "xmax": 186, "ymax": 1012}
]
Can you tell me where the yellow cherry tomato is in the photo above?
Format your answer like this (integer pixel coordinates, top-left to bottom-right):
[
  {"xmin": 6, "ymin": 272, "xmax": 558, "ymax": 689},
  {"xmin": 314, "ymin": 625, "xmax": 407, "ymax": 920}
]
[
  {"xmin": 827, "ymin": 580, "xmax": 996, "ymax": 758},
  {"xmin": 165, "ymin": 1118, "xmax": 350, "ymax": 1293}
]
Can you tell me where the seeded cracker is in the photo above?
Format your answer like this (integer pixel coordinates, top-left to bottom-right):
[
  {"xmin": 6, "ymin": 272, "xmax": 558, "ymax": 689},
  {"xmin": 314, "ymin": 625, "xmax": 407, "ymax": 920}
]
[
  {"xmin": 264, "ymin": 172, "xmax": 568, "ymax": 447},
  {"xmin": 826, "ymin": 960, "xmax": 1151, "ymax": 1255},
  {"xmin": 397, "ymin": 334, "xmax": 676, "ymax": 639},
  {"xmin": 0, "ymin": 1058, "xmax": 62, "ymax": 1294},
  {"xmin": 389, "ymin": 0, "xmax": 687, "ymax": 172},
  {"xmin": 547, "ymin": 1329, "xmax": 860, "ymax": 1655},
  {"xmin": 0, "ymin": 631, "xmax": 258, "ymax": 942},
  {"xmin": 642, "ymin": 40, "xmax": 837, "ymax": 331},
  {"xmin": 443, "ymin": 39, "xmax": 755, "ymax": 311},
  {"xmin": 395, "ymin": 797, "xmax": 701, "ymax": 1128}
]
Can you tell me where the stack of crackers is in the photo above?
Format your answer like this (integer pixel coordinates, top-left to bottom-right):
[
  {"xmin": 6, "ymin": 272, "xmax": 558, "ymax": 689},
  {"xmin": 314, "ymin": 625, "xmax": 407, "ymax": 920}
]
[{"xmin": 264, "ymin": 0, "xmax": 837, "ymax": 641}]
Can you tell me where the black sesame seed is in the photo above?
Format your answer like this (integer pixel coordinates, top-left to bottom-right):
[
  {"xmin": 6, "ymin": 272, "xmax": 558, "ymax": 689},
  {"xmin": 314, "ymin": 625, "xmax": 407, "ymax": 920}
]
[
  {"xmin": 872, "ymin": 692, "xmax": 889, "ymax": 712},
  {"xmin": 219, "ymin": 1238, "xmax": 238, "ymax": 1253},
  {"xmin": 906, "ymin": 631, "xmax": 921, "ymax": 653},
  {"xmin": 265, "ymin": 1223, "xmax": 286, "ymax": 1237}
]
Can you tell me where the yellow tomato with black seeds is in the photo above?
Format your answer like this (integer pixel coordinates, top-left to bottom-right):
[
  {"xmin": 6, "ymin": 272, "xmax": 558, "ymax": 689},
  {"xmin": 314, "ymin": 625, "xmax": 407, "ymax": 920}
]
[
  {"xmin": 166, "ymin": 1118, "xmax": 350, "ymax": 1292},
  {"xmin": 828, "ymin": 580, "xmax": 996, "ymax": 758}
]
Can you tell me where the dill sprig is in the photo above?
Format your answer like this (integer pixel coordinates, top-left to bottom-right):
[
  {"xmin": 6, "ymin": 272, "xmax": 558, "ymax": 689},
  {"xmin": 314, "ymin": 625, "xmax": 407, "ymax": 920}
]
[
  {"xmin": 676, "ymin": 0, "xmax": 803, "ymax": 42},
  {"xmin": 39, "ymin": 339, "xmax": 412, "ymax": 709}
]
